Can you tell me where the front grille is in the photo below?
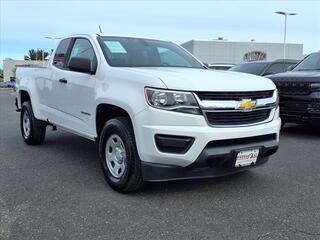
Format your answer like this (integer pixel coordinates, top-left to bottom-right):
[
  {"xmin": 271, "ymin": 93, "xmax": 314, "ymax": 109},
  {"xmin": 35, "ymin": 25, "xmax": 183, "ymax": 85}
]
[
  {"xmin": 196, "ymin": 90, "xmax": 274, "ymax": 101},
  {"xmin": 275, "ymin": 82, "xmax": 311, "ymax": 95},
  {"xmin": 205, "ymin": 109, "xmax": 271, "ymax": 125}
]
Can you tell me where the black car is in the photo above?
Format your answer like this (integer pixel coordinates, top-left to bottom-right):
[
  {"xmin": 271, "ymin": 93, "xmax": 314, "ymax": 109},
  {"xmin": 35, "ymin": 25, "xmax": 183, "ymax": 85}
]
[
  {"xmin": 229, "ymin": 59, "xmax": 299, "ymax": 76},
  {"xmin": 268, "ymin": 52, "xmax": 320, "ymax": 125}
]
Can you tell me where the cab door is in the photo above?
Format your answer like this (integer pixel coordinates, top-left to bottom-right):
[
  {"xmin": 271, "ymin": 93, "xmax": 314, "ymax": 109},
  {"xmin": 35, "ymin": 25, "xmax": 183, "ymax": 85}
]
[
  {"xmin": 40, "ymin": 38, "xmax": 73, "ymax": 123},
  {"xmin": 53, "ymin": 38, "xmax": 98, "ymax": 137}
]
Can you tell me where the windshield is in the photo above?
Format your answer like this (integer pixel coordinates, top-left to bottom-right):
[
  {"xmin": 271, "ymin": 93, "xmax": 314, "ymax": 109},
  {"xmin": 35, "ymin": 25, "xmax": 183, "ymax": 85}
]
[
  {"xmin": 293, "ymin": 52, "xmax": 320, "ymax": 71},
  {"xmin": 229, "ymin": 62, "xmax": 269, "ymax": 75},
  {"xmin": 98, "ymin": 36, "xmax": 203, "ymax": 68}
]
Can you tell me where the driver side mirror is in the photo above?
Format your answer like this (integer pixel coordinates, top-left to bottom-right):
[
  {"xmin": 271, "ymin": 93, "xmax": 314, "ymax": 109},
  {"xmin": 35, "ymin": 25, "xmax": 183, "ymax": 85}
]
[{"xmin": 68, "ymin": 57, "xmax": 94, "ymax": 74}]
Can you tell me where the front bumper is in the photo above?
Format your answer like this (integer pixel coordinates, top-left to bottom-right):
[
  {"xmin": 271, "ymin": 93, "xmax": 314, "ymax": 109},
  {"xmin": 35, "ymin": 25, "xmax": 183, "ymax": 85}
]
[
  {"xmin": 142, "ymin": 141, "xmax": 278, "ymax": 182},
  {"xmin": 134, "ymin": 107, "xmax": 280, "ymax": 178},
  {"xmin": 279, "ymin": 94, "xmax": 320, "ymax": 123}
]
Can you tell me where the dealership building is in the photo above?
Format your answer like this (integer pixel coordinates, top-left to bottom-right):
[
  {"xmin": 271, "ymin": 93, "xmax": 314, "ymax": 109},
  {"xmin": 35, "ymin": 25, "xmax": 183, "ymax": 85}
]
[
  {"xmin": 181, "ymin": 40, "xmax": 304, "ymax": 65},
  {"xmin": 2, "ymin": 58, "xmax": 48, "ymax": 82}
]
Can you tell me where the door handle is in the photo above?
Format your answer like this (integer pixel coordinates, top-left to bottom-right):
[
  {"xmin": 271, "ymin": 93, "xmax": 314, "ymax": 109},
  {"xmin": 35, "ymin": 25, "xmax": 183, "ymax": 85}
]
[{"xmin": 59, "ymin": 78, "xmax": 68, "ymax": 84}]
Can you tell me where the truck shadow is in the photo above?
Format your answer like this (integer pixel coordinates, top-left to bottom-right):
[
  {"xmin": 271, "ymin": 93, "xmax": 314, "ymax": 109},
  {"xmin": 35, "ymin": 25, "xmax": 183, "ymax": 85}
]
[
  {"xmin": 281, "ymin": 123, "xmax": 320, "ymax": 138},
  {"xmin": 42, "ymin": 131, "xmax": 265, "ymax": 195},
  {"xmin": 139, "ymin": 171, "xmax": 259, "ymax": 195}
]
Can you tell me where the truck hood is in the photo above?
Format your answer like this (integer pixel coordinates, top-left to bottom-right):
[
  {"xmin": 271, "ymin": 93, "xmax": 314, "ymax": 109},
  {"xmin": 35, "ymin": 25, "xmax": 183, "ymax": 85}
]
[
  {"xmin": 123, "ymin": 67, "xmax": 275, "ymax": 91},
  {"xmin": 268, "ymin": 70, "xmax": 320, "ymax": 82}
]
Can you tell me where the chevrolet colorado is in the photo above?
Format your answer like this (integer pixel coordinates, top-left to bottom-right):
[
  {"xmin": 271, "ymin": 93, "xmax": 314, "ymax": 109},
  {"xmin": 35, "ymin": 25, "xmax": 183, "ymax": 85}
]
[
  {"xmin": 15, "ymin": 34, "xmax": 280, "ymax": 192},
  {"xmin": 268, "ymin": 51, "xmax": 320, "ymax": 125}
]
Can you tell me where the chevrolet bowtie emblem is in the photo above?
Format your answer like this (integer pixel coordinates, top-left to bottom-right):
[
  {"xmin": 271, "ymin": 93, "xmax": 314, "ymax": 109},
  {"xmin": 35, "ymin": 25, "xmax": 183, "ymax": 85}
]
[{"xmin": 238, "ymin": 99, "xmax": 256, "ymax": 110}]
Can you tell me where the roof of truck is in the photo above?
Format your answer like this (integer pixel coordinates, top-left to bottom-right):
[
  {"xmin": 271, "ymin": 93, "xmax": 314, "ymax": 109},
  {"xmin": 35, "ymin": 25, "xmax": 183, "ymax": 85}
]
[{"xmin": 66, "ymin": 33, "xmax": 172, "ymax": 43}]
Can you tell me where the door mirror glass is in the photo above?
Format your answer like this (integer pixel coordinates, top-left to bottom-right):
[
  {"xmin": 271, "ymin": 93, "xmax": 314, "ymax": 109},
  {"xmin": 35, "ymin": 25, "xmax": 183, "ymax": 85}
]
[{"xmin": 68, "ymin": 57, "xmax": 92, "ymax": 73}]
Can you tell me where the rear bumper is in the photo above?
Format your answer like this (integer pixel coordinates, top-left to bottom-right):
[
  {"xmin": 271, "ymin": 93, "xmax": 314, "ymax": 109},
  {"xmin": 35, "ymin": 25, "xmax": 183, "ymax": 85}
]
[{"xmin": 142, "ymin": 144, "xmax": 278, "ymax": 182}]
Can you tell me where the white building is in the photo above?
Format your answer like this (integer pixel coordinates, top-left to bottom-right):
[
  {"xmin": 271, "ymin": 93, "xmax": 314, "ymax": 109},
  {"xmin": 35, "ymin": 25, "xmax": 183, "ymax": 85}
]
[
  {"xmin": 181, "ymin": 40, "xmax": 304, "ymax": 64},
  {"xmin": 3, "ymin": 58, "xmax": 48, "ymax": 82}
]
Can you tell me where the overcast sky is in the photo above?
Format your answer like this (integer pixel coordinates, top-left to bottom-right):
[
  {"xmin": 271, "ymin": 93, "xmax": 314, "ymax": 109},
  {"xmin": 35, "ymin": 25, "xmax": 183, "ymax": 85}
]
[{"xmin": 1, "ymin": 0, "xmax": 319, "ymax": 67}]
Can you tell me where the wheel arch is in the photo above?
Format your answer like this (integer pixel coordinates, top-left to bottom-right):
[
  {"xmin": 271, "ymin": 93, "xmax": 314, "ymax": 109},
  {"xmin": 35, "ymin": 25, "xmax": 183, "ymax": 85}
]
[
  {"xmin": 95, "ymin": 103, "xmax": 135, "ymax": 138},
  {"xmin": 19, "ymin": 90, "xmax": 31, "ymax": 107}
]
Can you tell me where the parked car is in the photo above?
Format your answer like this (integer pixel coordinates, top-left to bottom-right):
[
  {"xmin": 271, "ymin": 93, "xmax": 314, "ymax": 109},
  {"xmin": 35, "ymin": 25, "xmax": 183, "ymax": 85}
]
[
  {"xmin": 268, "ymin": 51, "xmax": 320, "ymax": 126},
  {"xmin": 0, "ymin": 80, "xmax": 15, "ymax": 88},
  {"xmin": 229, "ymin": 59, "xmax": 299, "ymax": 76},
  {"xmin": 207, "ymin": 63, "xmax": 234, "ymax": 70},
  {"xmin": 15, "ymin": 34, "xmax": 280, "ymax": 192}
]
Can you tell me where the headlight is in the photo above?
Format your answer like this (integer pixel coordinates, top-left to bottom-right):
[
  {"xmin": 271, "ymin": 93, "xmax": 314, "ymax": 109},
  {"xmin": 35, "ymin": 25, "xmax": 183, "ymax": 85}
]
[{"xmin": 145, "ymin": 88, "xmax": 201, "ymax": 114}]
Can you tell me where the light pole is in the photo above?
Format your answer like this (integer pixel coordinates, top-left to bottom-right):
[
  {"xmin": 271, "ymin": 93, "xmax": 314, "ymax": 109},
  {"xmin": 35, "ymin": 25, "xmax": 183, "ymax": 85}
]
[
  {"xmin": 275, "ymin": 11, "xmax": 297, "ymax": 59},
  {"xmin": 45, "ymin": 37, "xmax": 61, "ymax": 52}
]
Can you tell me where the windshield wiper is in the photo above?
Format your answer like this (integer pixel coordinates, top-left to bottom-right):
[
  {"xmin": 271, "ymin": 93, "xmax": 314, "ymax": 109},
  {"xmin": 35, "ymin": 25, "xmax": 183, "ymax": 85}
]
[{"xmin": 296, "ymin": 69, "xmax": 320, "ymax": 71}]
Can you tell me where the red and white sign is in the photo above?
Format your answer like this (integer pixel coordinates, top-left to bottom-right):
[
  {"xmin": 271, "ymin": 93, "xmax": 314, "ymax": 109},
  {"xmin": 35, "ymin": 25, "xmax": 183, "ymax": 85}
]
[{"xmin": 235, "ymin": 149, "xmax": 259, "ymax": 167}]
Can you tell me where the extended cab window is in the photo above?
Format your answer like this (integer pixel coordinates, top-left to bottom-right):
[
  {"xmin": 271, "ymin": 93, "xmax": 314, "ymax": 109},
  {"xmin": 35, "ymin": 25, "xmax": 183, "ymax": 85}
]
[
  {"xmin": 68, "ymin": 38, "xmax": 97, "ymax": 72},
  {"xmin": 53, "ymin": 38, "xmax": 72, "ymax": 69}
]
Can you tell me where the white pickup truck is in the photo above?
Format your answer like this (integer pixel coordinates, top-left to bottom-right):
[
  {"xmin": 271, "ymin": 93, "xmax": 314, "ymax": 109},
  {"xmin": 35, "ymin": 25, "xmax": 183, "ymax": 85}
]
[{"xmin": 15, "ymin": 34, "xmax": 280, "ymax": 192}]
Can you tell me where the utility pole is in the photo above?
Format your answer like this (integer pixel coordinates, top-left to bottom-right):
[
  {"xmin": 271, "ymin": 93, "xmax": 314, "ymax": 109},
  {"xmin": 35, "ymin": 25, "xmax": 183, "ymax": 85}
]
[{"xmin": 275, "ymin": 11, "xmax": 297, "ymax": 59}]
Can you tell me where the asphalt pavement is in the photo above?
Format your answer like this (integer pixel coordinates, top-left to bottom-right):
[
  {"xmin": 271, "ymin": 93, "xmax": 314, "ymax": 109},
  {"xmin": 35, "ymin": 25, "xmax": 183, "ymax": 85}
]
[{"xmin": 0, "ymin": 89, "xmax": 320, "ymax": 240}]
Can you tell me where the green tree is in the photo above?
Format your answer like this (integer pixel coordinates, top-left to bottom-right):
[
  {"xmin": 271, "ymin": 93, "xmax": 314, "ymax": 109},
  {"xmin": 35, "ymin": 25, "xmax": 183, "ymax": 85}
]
[{"xmin": 24, "ymin": 49, "xmax": 49, "ymax": 60}]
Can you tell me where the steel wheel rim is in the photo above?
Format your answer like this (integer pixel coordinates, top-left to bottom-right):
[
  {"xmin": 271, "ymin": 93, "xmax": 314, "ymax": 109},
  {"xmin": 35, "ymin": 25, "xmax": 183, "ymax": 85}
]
[
  {"xmin": 105, "ymin": 134, "xmax": 127, "ymax": 178},
  {"xmin": 22, "ymin": 111, "xmax": 31, "ymax": 138}
]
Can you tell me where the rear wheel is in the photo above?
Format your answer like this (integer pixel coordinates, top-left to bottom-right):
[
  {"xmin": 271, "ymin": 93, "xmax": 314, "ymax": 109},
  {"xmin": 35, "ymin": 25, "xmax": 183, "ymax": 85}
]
[
  {"xmin": 20, "ymin": 101, "xmax": 46, "ymax": 145},
  {"xmin": 99, "ymin": 117, "xmax": 143, "ymax": 193}
]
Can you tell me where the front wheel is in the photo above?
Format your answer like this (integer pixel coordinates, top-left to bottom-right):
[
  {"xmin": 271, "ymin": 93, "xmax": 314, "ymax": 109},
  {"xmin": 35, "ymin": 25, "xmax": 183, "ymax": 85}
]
[
  {"xmin": 20, "ymin": 101, "xmax": 46, "ymax": 145},
  {"xmin": 99, "ymin": 117, "xmax": 143, "ymax": 193}
]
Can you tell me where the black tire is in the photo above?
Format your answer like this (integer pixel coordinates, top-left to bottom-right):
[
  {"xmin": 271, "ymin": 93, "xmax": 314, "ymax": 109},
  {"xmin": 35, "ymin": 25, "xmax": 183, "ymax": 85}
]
[
  {"xmin": 99, "ymin": 117, "xmax": 143, "ymax": 193},
  {"xmin": 20, "ymin": 101, "xmax": 46, "ymax": 145}
]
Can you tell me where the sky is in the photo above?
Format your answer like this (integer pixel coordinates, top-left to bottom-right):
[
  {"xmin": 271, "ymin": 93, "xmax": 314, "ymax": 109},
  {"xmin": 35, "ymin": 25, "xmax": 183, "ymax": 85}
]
[{"xmin": 1, "ymin": 0, "xmax": 320, "ymax": 68}]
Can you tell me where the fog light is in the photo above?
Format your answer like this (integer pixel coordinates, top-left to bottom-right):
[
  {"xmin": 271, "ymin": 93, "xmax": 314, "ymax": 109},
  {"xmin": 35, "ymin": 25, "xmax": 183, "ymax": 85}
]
[{"xmin": 155, "ymin": 134, "xmax": 194, "ymax": 154}]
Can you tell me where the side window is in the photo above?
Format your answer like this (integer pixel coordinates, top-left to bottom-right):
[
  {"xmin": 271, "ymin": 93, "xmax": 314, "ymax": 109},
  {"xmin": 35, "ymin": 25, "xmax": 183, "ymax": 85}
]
[
  {"xmin": 53, "ymin": 38, "xmax": 72, "ymax": 69},
  {"xmin": 266, "ymin": 63, "xmax": 285, "ymax": 74},
  {"xmin": 285, "ymin": 63, "xmax": 295, "ymax": 71},
  {"xmin": 68, "ymin": 38, "xmax": 97, "ymax": 72}
]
